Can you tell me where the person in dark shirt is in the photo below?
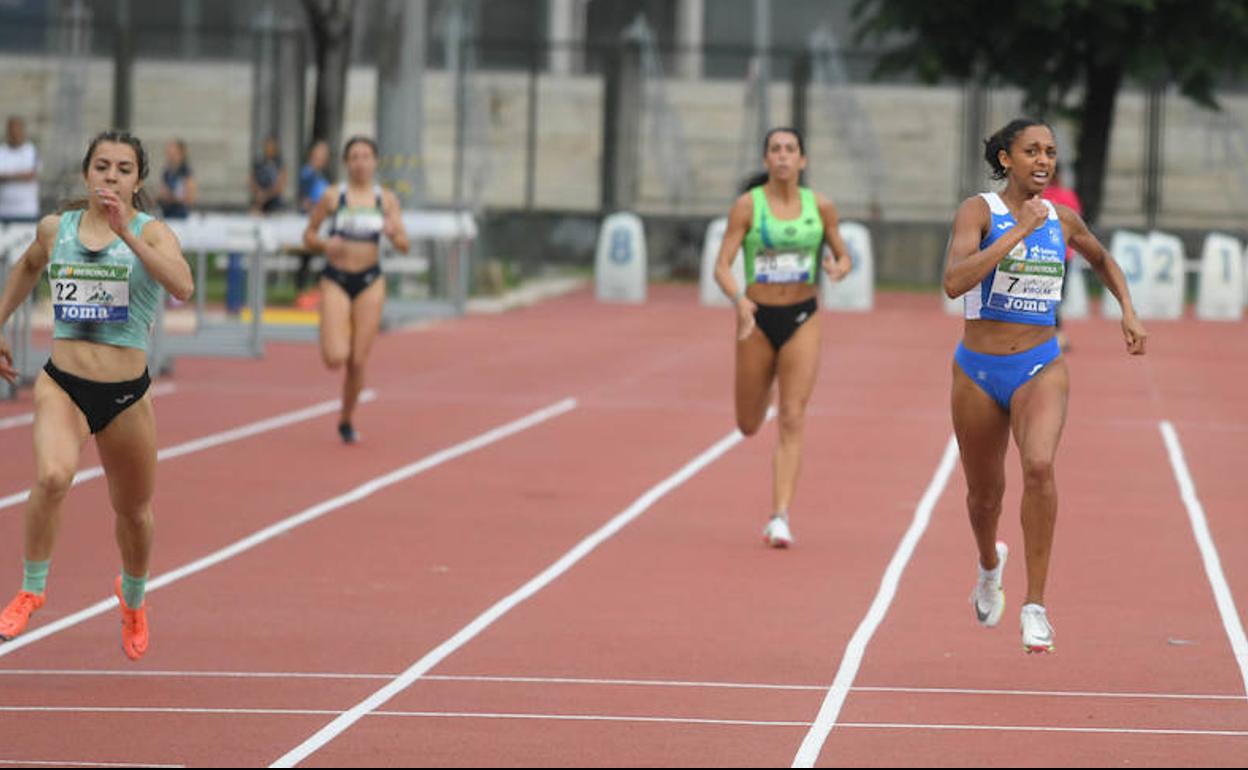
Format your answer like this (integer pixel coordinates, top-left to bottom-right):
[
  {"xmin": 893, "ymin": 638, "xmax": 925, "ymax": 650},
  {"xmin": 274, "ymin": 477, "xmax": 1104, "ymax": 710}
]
[
  {"xmin": 157, "ymin": 139, "xmax": 196, "ymax": 220},
  {"xmin": 249, "ymin": 135, "xmax": 286, "ymax": 214}
]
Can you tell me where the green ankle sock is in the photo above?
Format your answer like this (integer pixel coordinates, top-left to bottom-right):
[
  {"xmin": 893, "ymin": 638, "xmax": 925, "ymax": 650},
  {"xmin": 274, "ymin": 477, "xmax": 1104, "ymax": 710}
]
[
  {"xmin": 22, "ymin": 560, "xmax": 50, "ymax": 595},
  {"xmin": 120, "ymin": 571, "xmax": 147, "ymax": 610}
]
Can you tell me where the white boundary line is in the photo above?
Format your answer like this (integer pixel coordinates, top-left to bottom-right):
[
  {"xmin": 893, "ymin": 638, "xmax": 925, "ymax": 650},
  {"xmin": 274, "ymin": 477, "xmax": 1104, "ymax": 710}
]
[
  {"xmin": 2, "ymin": 670, "xmax": 1244, "ymax": 703},
  {"xmin": 5, "ymin": 706, "xmax": 1248, "ymax": 739},
  {"xmin": 0, "ymin": 389, "xmax": 376, "ymax": 512},
  {"xmin": 0, "ymin": 706, "xmax": 340, "ymax": 716},
  {"xmin": 1159, "ymin": 421, "xmax": 1248, "ymax": 697},
  {"xmin": 0, "ymin": 398, "xmax": 577, "ymax": 659},
  {"xmin": 850, "ymin": 685, "xmax": 1247, "ymax": 702},
  {"xmin": 0, "ymin": 762, "xmax": 183, "ymax": 769},
  {"xmin": 372, "ymin": 711, "xmax": 810, "ymax": 728},
  {"xmin": 0, "ymin": 383, "xmax": 178, "ymax": 432},
  {"xmin": 837, "ymin": 721, "xmax": 1248, "ymax": 738},
  {"xmin": 270, "ymin": 420, "xmax": 763, "ymax": 768},
  {"xmin": 792, "ymin": 433, "xmax": 961, "ymax": 768}
]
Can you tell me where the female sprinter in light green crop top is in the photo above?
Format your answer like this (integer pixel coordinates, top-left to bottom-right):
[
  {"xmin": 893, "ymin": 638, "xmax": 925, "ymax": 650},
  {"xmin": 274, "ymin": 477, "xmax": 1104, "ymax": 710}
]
[
  {"xmin": 0, "ymin": 130, "xmax": 193, "ymax": 660},
  {"xmin": 713, "ymin": 126, "xmax": 853, "ymax": 549}
]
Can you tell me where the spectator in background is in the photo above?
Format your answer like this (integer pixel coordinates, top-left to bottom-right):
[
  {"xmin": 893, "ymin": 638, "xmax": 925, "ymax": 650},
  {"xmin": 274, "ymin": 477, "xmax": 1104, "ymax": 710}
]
[
  {"xmin": 157, "ymin": 139, "xmax": 196, "ymax": 220},
  {"xmin": 0, "ymin": 116, "xmax": 40, "ymax": 224},
  {"xmin": 1042, "ymin": 163, "xmax": 1082, "ymax": 220},
  {"xmin": 1042, "ymin": 164, "xmax": 1084, "ymax": 351},
  {"xmin": 295, "ymin": 139, "xmax": 332, "ymax": 292},
  {"xmin": 249, "ymin": 135, "xmax": 286, "ymax": 215},
  {"xmin": 299, "ymin": 139, "xmax": 331, "ymax": 214}
]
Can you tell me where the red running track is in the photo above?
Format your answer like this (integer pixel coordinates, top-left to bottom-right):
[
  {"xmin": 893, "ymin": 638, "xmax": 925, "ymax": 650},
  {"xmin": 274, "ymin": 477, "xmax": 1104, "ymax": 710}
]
[{"xmin": 0, "ymin": 286, "xmax": 1244, "ymax": 767}]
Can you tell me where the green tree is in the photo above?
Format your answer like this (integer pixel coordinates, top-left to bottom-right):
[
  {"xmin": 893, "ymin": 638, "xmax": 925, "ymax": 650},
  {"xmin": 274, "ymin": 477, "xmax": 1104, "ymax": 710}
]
[{"xmin": 853, "ymin": 0, "xmax": 1248, "ymax": 224}]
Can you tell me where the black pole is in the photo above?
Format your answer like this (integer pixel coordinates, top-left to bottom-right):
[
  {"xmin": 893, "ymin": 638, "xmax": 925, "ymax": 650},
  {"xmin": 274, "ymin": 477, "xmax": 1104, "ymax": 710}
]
[
  {"xmin": 112, "ymin": 0, "xmax": 133, "ymax": 130},
  {"xmin": 525, "ymin": 42, "xmax": 540, "ymax": 210},
  {"xmin": 1144, "ymin": 82, "xmax": 1164, "ymax": 229},
  {"xmin": 791, "ymin": 51, "xmax": 811, "ymax": 140}
]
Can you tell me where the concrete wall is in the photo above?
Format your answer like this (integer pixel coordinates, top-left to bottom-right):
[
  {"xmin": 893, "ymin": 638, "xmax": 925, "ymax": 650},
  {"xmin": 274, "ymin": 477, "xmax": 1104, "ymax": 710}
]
[{"xmin": 3, "ymin": 53, "xmax": 1246, "ymax": 285}]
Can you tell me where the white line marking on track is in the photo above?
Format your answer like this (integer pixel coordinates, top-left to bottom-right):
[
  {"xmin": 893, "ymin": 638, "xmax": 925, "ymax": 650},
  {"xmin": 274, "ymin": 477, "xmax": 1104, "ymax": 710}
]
[
  {"xmin": 5, "ymin": 706, "xmax": 1246, "ymax": 739},
  {"xmin": 4, "ymin": 670, "xmax": 1242, "ymax": 703},
  {"xmin": 1160, "ymin": 421, "xmax": 1248, "ymax": 697},
  {"xmin": 0, "ymin": 669, "xmax": 393, "ymax": 681},
  {"xmin": 837, "ymin": 722, "xmax": 1248, "ymax": 738},
  {"xmin": 269, "ymin": 418, "xmax": 767, "ymax": 768},
  {"xmin": 0, "ymin": 383, "xmax": 177, "ymax": 432},
  {"xmin": 0, "ymin": 389, "xmax": 376, "ymax": 512},
  {"xmin": 372, "ymin": 711, "xmax": 811, "ymax": 727},
  {"xmin": 0, "ymin": 761, "xmax": 183, "ymax": 768},
  {"xmin": 792, "ymin": 433, "xmax": 961, "ymax": 768},
  {"xmin": 0, "ymin": 706, "xmax": 806, "ymax": 727},
  {"xmin": 852, "ymin": 686, "xmax": 1248, "ymax": 702},
  {"xmin": 0, "ymin": 398, "xmax": 577, "ymax": 660},
  {"xmin": 0, "ymin": 707, "xmax": 339, "ymax": 716}
]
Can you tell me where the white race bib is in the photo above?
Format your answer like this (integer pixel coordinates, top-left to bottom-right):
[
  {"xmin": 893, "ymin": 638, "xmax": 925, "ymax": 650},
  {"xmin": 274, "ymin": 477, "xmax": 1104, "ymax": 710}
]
[
  {"xmin": 985, "ymin": 243, "xmax": 1064, "ymax": 315},
  {"xmin": 50, "ymin": 262, "xmax": 131, "ymax": 323},
  {"xmin": 755, "ymin": 250, "xmax": 811, "ymax": 284}
]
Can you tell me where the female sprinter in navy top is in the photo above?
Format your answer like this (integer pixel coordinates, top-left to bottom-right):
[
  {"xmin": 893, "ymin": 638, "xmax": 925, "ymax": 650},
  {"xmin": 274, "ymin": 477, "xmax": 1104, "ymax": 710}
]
[
  {"xmin": 944, "ymin": 118, "xmax": 1146, "ymax": 653},
  {"xmin": 303, "ymin": 136, "xmax": 409, "ymax": 443}
]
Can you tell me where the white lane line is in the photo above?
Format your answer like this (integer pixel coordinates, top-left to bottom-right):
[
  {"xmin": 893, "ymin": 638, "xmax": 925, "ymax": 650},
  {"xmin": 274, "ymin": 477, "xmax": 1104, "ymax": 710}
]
[
  {"xmin": 0, "ymin": 669, "xmax": 390, "ymax": 682},
  {"xmin": 5, "ymin": 705, "xmax": 1246, "ymax": 739},
  {"xmin": 0, "ymin": 705, "xmax": 804, "ymax": 728},
  {"xmin": 0, "ymin": 707, "xmax": 339, "ymax": 716},
  {"xmin": 378, "ymin": 714, "xmax": 1248, "ymax": 737},
  {"xmin": 4, "ymin": 669, "xmax": 1243, "ymax": 704},
  {"xmin": 838, "ymin": 722, "xmax": 1248, "ymax": 738},
  {"xmin": 0, "ymin": 389, "xmax": 376, "ymax": 512},
  {"xmin": 0, "ymin": 398, "xmax": 577, "ymax": 660},
  {"xmin": 0, "ymin": 383, "xmax": 177, "ymax": 432},
  {"xmin": 270, "ymin": 419, "xmax": 765, "ymax": 768},
  {"xmin": 1160, "ymin": 421, "xmax": 1248, "ymax": 697},
  {"xmin": 0, "ymin": 761, "xmax": 183, "ymax": 768},
  {"xmin": 852, "ymin": 686, "xmax": 1247, "ymax": 702},
  {"xmin": 373, "ymin": 711, "xmax": 810, "ymax": 728},
  {"xmin": 792, "ymin": 434, "xmax": 961, "ymax": 768}
]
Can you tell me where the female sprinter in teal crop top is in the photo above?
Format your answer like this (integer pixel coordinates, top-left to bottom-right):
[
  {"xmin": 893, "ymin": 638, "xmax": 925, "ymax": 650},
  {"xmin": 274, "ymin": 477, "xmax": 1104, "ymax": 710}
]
[
  {"xmin": 713, "ymin": 126, "xmax": 853, "ymax": 549},
  {"xmin": 0, "ymin": 130, "xmax": 193, "ymax": 660}
]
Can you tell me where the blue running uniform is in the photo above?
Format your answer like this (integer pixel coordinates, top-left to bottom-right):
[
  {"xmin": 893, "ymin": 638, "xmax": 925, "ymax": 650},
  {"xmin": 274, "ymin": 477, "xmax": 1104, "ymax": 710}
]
[{"xmin": 955, "ymin": 193, "xmax": 1066, "ymax": 410}]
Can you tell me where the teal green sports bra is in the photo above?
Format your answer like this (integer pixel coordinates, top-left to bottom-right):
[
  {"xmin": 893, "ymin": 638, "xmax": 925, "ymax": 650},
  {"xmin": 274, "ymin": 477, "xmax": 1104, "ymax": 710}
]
[{"xmin": 49, "ymin": 210, "xmax": 161, "ymax": 352}]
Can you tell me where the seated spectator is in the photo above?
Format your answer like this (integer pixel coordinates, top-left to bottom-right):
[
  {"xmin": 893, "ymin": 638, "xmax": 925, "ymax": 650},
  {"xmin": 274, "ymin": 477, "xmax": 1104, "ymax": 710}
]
[
  {"xmin": 158, "ymin": 139, "xmax": 196, "ymax": 220},
  {"xmin": 249, "ymin": 135, "xmax": 287, "ymax": 215}
]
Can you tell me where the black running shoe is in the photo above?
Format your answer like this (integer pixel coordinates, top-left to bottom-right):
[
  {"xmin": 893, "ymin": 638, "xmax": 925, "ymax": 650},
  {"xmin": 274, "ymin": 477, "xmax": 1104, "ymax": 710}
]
[{"xmin": 338, "ymin": 422, "xmax": 359, "ymax": 444}]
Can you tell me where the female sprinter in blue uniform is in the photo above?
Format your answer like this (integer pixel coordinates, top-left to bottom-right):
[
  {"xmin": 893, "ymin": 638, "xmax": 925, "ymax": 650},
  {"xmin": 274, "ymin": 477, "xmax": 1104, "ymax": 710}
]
[
  {"xmin": 714, "ymin": 127, "xmax": 852, "ymax": 547},
  {"xmin": 0, "ymin": 131, "xmax": 194, "ymax": 659},
  {"xmin": 944, "ymin": 119, "xmax": 1146, "ymax": 653},
  {"xmin": 303, "ymin": 137, "xmax": 409, "ymax": 443}
]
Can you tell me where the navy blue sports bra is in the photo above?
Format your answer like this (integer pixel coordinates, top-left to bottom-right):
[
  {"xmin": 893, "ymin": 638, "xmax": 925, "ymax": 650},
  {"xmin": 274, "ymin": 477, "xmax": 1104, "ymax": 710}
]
[{"xmin": 328, "ymin": 184, "xmax": 385, "ymax": 243}]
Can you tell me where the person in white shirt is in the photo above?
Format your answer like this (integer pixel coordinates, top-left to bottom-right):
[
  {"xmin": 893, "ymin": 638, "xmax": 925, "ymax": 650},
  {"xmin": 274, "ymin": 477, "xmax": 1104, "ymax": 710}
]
[{"xmin": 0, "ymin": 117, "xmax": 40, "ymax": 223}]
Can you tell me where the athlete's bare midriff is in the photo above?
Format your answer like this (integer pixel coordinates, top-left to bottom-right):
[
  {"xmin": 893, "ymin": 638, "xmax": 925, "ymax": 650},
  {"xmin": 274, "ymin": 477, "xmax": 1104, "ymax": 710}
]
[
  {"xmin": 327, "ymin": 239, "xmax": 380, "ymax": 274},
  {"xmin": 962, "ymin": 318, "xmax": 1056, "ymax": 355},
  {"xmin": 50, "ymin": 338, "xmax": 147, "ymax": 382},
  {"xmin": 746, "ymin": 281, "xmax": 817, "ymax": 307}
]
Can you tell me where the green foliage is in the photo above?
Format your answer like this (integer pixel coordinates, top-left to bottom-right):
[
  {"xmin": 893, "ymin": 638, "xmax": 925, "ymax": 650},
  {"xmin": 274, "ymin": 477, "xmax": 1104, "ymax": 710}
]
[{"xmin": 853, "ymin": 0, "xmax": 1248, "ymax": 112}]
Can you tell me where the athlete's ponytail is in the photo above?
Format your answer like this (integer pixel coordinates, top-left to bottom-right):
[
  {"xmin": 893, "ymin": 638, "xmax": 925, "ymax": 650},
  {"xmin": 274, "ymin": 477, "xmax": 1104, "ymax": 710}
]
[{"xmin": 738, "ymin": 171, "xmax": 771, "ymax": 194}]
